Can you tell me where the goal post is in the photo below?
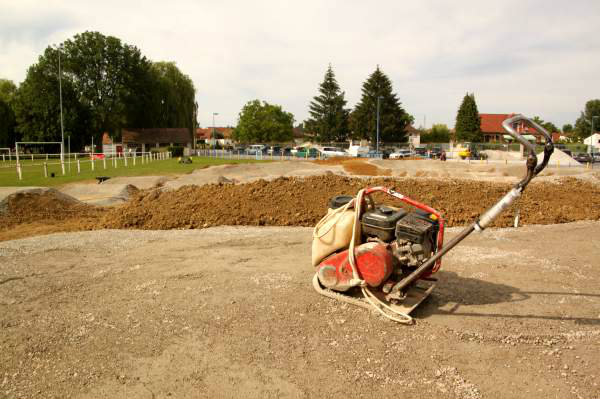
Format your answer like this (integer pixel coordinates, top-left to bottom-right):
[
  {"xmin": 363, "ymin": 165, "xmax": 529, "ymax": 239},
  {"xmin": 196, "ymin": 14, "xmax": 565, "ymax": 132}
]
[{"xmin": 15, "ymin": 141, "xmax": 65, "ymax": 179}]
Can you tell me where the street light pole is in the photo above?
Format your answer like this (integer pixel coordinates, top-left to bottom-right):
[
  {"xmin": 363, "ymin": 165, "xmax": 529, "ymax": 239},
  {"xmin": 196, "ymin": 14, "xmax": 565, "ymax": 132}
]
[
  {"xmin": 212, "ymin": 112, "xmax": 219, "ymax": 149},
  {"xmin": 58, "ymin": 45, "xmax": 65, "ymax": 163},
  {"xmin": 590, "ymin": 116, "xmax": 599, "ymax": 155},
  {"xmin": 376, "ymin": 96, "xmax": 382, "ymax": 154}
]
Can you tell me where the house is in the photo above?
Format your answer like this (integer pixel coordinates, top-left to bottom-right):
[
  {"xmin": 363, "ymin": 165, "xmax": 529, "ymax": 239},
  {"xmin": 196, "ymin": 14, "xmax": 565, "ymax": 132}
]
[
  {"xmin": 584, "ymin": 133, "xmax": 600, "ymax": 150},
  {"xmin": 196, "ymin": 127, "xmax": 234, "ymax": 146},
  {"xmin": 404, "ymin": 125, "xmax": 420, "ymax": 147},
  {"xmin": 102, "ymin": 132, "xmax": 123, "ymax": 155},
  {"xmin": 479, "ymin": 113, "xmax": 549, "ymax": 143},
  {"xmin": 121, "ymin": 128, "xmax": 193, "ymax": 153}
]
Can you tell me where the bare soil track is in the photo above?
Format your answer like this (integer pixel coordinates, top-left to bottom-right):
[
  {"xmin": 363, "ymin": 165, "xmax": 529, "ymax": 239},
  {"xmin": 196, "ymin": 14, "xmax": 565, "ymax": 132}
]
[
  {"xmin": 1, "ymin": 222, "xmax": 599, "ymax": 398},
  {"xmin": 3, "ymin": 175, "xmax": 598, "ymax": 241}
]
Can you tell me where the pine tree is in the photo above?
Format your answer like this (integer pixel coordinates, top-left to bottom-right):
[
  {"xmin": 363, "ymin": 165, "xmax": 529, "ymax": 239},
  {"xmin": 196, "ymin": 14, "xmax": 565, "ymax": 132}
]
[
  {"xmin": 454, "ymin": 93, "xmax": 482, "ymax": 142},
  {"xmin": 350, "ymin": 66, "xmax": 413, "ymax": 144},
  {"xmin": 304, "ymin": 65, "xmax": 349, "ymax": 143}
]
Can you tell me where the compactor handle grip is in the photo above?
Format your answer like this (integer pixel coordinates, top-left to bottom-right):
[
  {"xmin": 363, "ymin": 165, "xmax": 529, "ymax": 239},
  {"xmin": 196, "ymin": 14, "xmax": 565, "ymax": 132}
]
[
  {"xmin": 502, "ymin": 115, "xmax": 538, "ymax": 155},
  {"xmin": 502, "ymin": 114, "xmax": 554, "ymax": 183}
]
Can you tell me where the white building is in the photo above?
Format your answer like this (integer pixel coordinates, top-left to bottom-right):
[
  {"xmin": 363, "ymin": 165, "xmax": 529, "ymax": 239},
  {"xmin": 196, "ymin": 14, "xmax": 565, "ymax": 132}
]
[{"xmin": 584, "ymin": 133, "xmax": 600, "ymax": 150}]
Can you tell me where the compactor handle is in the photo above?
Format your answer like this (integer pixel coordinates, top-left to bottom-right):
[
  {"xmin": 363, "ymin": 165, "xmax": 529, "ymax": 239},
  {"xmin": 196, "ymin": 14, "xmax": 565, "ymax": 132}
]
[
  {"xmin": 391, "ymin": 114, "xmax": 554, "ymax": 294},
  {"xmin": 502, "ymin": 114, "xmax": 554, "ymax": 182}
]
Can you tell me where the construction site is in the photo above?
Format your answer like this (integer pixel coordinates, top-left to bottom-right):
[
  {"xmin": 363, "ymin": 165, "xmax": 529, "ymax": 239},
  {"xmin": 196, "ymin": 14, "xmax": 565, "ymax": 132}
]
[{"xmin": 1, "ymin": 152, "xmax": 600, "ymax": 399}]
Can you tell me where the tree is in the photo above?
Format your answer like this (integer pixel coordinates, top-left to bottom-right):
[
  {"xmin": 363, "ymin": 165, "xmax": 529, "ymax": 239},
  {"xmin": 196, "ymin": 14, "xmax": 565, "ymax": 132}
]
[
  {"xmin": 532, "ymin": 116, "xmax": 558, "ymax": 133},
  {"xmin": 12, "ymin": 31, "xmax": 197, "ymax": 150},
  {"xmin": 574, "ymin": 99, "xmax": 600, "ymax": 141},
  {"xmin": 304, "ymin": 65, "xmax": 349, "ymax": 143},
  {"xmin": 63, "ymin": 31, "xmax": 153, "ymax": 140},
  {"xmin": 127, "ymin": 61, "xmax": 196, "ymax": 139},
  {"xmin": 13, "ymin": 47, "xmax": 92, "ymax": 150},
  {"xmin": 562, "ymin": 124, "xmax": 573, "ymax": 133},
  {"xmin": 0, "ymin": 79, "xmax": 17, "ymax": 103},
  {"xmin": 232, "ymin": 100, "xmax": 294, "ymax": 143},
  {"xmin": 454, "ymin": 93, "xmax": 481, "ymax": 142},
  {"xmin": 350, "ymin": 66, "xmax": 413, "ymax": 143},
  {"xmin": 0, "ymin": 79, "xmax": 18, "ymax": 147},
  {"xmin": 421, "ymin": 124, "xmax": 450, "ymax": 143}
]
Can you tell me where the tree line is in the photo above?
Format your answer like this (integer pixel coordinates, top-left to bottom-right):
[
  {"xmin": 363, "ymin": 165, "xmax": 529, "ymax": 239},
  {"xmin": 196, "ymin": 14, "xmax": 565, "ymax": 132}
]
[
  {"xmin": 0, "ymin": 31, "xmax": 196, "ymax": 150},
  {"xmin": 233, "ymin": 65, "xmax": 414, "ymax": 144}
]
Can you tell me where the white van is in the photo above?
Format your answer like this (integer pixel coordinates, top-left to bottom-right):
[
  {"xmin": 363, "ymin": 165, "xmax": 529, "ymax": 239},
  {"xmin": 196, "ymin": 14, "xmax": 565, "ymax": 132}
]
[
  {"xmin": 246, "ymin": 145, "xmax": 265, "ymax": 155},
  {"xmin": 320, "ymin": 147, "xmax": 347, "ymax": 157},
  {"xmin": 346, "ymin": 145, "xmax": 370, "ymax": 157}
]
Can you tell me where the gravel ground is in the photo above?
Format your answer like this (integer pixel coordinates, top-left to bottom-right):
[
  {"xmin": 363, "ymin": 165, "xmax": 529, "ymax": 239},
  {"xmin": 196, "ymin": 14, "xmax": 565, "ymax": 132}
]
[{"xmin": 1, "ymin": 222, "xmax": 600, "ymax": 398}]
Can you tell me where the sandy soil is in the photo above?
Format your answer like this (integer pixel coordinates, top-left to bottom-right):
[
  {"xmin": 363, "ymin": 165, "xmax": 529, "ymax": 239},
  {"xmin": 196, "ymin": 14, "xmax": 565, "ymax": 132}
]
[
  {"xmin": 163, "ymin": 161, "xmax": 346, "ymax": 190},
  {"xmin": 1, "ymin": 222, "xmax": 599, "ymax": 399},
  {"xmin": 371, "ymin": 159, "xmax": 590, "ymax": 183}
]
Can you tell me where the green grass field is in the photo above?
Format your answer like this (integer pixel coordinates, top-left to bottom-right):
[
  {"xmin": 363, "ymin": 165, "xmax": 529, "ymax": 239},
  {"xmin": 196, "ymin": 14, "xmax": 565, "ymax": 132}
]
[{"xmin": 0, "ymin": 156, "xmax": 266, "ymax": 187}]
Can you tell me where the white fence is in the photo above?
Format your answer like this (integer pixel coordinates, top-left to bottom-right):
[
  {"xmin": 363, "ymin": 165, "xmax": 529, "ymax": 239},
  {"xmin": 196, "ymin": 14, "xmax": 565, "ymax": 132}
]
[{"xmin": 0, "ymin": 151, "xmax": 172, "ymax": 181}]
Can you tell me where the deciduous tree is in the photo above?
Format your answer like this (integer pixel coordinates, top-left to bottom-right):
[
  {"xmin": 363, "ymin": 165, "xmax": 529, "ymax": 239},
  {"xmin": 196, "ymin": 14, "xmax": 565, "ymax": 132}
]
[
  {"xmin": 233, "ymin": 100, "xmax": 294, "ymax": 143},
  {"xmin": 421, "ymin": 124, "xmax": 450, "ymax": 143},
  {"xmin": 0, "ymin": 79, "xmax": 18, "ymax": 147},
  {"xmin": 574, "ymin": 99, "xmax": 600, "ymax": 140}
]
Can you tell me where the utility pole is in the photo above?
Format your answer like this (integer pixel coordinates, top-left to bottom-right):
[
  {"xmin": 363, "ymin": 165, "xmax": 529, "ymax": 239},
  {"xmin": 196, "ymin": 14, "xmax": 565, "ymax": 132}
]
[
  {"xmin": 376, "ymin": 96, "xmax": 382, "ymax": 154},
  {"xmin": 212, "ymin": 112, "xmax": 219, "ymax": 149},
  {"xmin": 58, "ymin": 45, "xmax": 65, "ymax": 163}
]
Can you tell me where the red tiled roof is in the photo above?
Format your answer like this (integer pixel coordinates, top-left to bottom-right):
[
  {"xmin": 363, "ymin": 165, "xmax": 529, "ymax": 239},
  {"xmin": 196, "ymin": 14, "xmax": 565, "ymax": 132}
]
[
  {"xmin": 479, "ymin": 114, "xmax": 513, "ymax": 133},
  {"xmin": 196, "ymin": 127, "xmax": 233, "ymax": 139},
  {"xmin": 479, "ymin": 113, "xmax": 545, "ymax": 136}
]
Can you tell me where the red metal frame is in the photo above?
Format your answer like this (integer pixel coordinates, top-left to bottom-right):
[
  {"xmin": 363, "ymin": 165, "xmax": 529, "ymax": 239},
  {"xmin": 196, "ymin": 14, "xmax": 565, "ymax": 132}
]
[{"xmin": 363, "ymin": 187, "xmax": 445, "ymax": 273}]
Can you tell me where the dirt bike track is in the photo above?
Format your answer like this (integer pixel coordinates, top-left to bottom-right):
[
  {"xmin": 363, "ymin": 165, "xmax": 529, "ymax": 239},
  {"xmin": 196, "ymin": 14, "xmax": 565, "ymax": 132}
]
[
  {"xmin": 1, "ymin": 223, "xmax": 599, "ymax": 399},
  {"xmin": 1, "ymin": 159, "xmax": 599, "ymax": 398}
]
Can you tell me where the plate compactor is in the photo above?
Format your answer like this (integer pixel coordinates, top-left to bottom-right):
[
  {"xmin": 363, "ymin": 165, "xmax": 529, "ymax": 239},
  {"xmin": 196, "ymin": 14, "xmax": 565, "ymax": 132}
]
[{"xmin": 311, "ymin": 115, "xmax": 554, "ymax": 324}]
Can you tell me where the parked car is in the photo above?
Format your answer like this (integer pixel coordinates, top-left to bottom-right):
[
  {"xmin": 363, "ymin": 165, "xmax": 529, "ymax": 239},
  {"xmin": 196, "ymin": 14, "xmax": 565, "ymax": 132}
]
[
  {"xmin": 290, "ymin": 146, "xmax": 303, "ymax": 155},
  {"xmin": 429, "ymin": 147, "xmax": 442, "ymax": 159},
  {"xmin": 573, "ymin": 153, "xmax": 593, "ymax": 163},
  {"xmin": 282, "ymin": 147, "xmax": 293, "ymax": 156},
  {"xmin": 320, "ymin": 147, "xmax": 347, "ymax": 157},
  {"xmin": 267, "ymin": 146, "xmax": 281, "ymax": 155},
  {"xmin": 593, "ymin": 153, "xmax": 600, "ymax": 163},
  {"xmin": 414, "ymin": 146, "xmax": 428, "ymax": 157},
  {"xmin": 389, "ymin": 149, "xmax": 413, "ymax": 159},
  {"xmin": 295, "ymin": 147, "xmax": 319, "ymax": 158},
  {"xmin": 246, "ymin": 144, "xmax": 266, "ymax": 155}
]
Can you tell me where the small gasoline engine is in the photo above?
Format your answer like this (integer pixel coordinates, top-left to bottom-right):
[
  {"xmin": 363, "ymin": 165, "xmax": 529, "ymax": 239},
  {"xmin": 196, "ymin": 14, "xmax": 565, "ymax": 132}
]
[{"xmin": 311, "ymin": 114, "xmax": 554, "ymax": 324}]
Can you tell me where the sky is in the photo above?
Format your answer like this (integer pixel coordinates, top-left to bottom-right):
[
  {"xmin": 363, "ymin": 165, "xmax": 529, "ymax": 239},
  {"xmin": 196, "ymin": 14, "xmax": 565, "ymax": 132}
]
[{"xmin": 1, "ymin": 0, "xmax": 599, "ymax": 129}]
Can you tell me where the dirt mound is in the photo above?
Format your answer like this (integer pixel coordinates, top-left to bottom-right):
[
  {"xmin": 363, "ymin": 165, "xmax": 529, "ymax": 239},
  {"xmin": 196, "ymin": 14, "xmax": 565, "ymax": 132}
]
[
  {"xmin": 0, "ymin": 188, "xmax": 102, "ymax": 240},
  {"xmin": 313, "ymin": 158, "xmax": 391, "ymax": 176},
  {"xmin": 313, "ymin": 157, "xmax": 354, "ymax": 165},
  {"xmin": 101, "ymin": 175, "xmax": 600, "ymax": 230},
  {"xmin": 538, "ymin": 148, "xmax": 579, "ymax": 166}
]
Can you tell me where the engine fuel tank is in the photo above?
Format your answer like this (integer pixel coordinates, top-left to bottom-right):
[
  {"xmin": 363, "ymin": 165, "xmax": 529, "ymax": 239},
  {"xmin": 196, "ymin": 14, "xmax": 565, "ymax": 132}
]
[{"xmin": 316, "ymin": 242, "xmax": 393, "ymax": 292}]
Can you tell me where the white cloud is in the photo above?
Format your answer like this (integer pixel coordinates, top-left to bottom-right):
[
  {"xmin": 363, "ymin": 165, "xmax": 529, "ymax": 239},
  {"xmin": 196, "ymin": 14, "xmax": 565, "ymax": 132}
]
[{"xmin": 0, "ymin": 0, "xmax": 598, "ymax": 129}]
